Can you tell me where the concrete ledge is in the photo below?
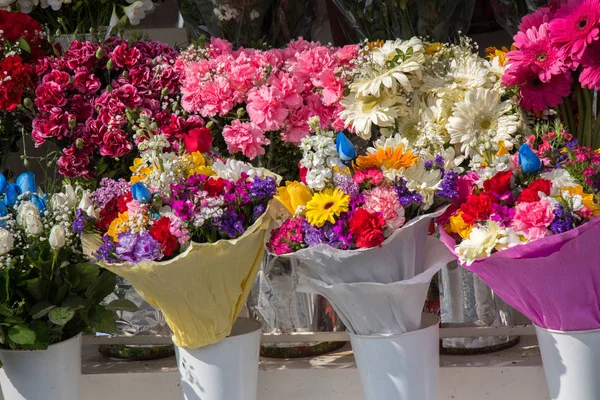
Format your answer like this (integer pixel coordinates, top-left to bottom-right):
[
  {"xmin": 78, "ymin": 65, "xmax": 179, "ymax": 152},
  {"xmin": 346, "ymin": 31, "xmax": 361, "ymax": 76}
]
[{"xmin": 77, "ymin": 336, "xmax": 550, "ymax": 400}]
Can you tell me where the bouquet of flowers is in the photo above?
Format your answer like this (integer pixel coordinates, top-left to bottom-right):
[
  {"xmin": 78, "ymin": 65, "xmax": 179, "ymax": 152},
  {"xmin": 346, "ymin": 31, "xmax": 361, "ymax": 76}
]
[
  {"xmin": 0, "ymin": 171, "xmax": 132, "ymax": 352},
  {"xmin": 439, "ymin": 123, "xmax": 600, "ymax": 331},
  {"xmin": 80, "ymin": 133, "xmax": 279, "ymax": 348},
  {"xmin": 266, "ymin": 128, "xmax": 455, "ymax": 335},
  {"xmin": 2, "ymin": 0, "xmax": 160, "ymax": 35},
  {"xmin": 179, "ymin": 37, "xmax": 359, "ymax": 180},
  {"xmin": 502, "ymin": 0, "xmax": 600, "ymax": 149},
  {"xmin": 31, "ymin": 38, "xmax": 197, "ymax": 180},
  {"xmin": 0, "ymin": 11, "xmax": 50, "ymax": 171},
  {"xmin": 339, "ymin": 37, "xmax": 528, "ymax": 169}
]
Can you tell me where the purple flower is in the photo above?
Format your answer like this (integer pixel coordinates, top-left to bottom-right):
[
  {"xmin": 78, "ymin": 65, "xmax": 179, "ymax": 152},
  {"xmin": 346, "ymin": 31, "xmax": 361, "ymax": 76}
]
[
  {"xmin": 303, "ymin": 221, "xmax": 325, "ymax": 246},
  {"xmin": 214, "ymin": 212, "xmax": 246, "ymax": 238},
  {"xmin": 438, "ymin": 170, "xmax": 459, "ymax": 201},
  {"xmin": 92, "ymin": 178, "xmax": 131, "ymax": 208},
  {"xmin": 72, "ymin": 209, "xmax": 93, "ymax": 234},
  {"xmin": 94, "ymin": 235, "xmax": 116, "ymax": 262},
  {"xmin": 253, "ymin": 203, "xmax": 266, "ymax": 219},
  {"xmin": 393, "ymin": 178, "xmax": 422, "ymax": 206},
  {"xmin": 335, "ymin": 175, "xmax": 359, "ymax": 197},
  {"xmin": 549, "ymin": 204, "xmax": 574, "ymax": 234},
  {"xmin": 250, "ymin": 176, "xmax": 277, "ymax": 199},
  {"xmin": 491, "ymin": 203, "xmax": 515, "ymax": 227},
  {"xmin": 115, "ymin": 232, "xmax": 161, "ymax": 263}
]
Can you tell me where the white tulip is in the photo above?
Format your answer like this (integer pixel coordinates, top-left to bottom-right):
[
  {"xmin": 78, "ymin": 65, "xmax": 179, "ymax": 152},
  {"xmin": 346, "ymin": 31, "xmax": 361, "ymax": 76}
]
[
  {"xmin": 16, "ymin": 201, "xmax": 44, "ymax": 236},
  {"xmin": 63, "ymin": 184, "xmax": 77, "ymax": 209},
  {"xmin": 0, "ymin": 0, "xmax": 17, "ymax": 8},
  {"xmin": 49, "ymin": 225, "xmax": 66, "ymax": 250},
  {"xmin": 46, "ymin": 0, "xmax": 70, "ymax": 11},
  {"xmin": 123, "ymin": 1, "xmax": 150, "ymax": 25},
  {"xmin": 77, "ymin": 191, "xmax": 99, "ymax": 219},
  {"xmin": 0, "ymin": 228, "xmax": 14, "ymax": 255},
  {"xmin": 17, "ymin": 0, "xmax": 39, "ymax": 13},
  {"xmin": 126, "ymin": 0, "xmax": 153, "ymax": 11}
]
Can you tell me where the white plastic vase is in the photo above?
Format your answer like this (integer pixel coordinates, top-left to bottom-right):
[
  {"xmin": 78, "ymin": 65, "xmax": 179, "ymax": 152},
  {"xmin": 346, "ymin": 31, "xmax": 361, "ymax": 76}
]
[
  {"xmin": 536, "ymin": 325, "xmax": 600, "ymax": 400},
  {"xmin": 175, "ymin": 318, "xmax": 262, "ymax": 400},
  {"xmin": 0, "ymin": 334, "xmax": 81, "ymax": 400},
  {"xmin": 349, "ymin": 313, "xmax": 440, "ymax": 400}
]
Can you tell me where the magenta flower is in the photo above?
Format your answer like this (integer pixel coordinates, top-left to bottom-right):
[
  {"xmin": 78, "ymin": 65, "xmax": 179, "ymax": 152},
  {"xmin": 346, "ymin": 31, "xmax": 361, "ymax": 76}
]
[
  {"xmin": 579, "ymin": 39, "xmax": 600, "ymax": 89},
  {"xmin": 548, "ymin": 0, "xmax": 600, "ymax": 61}
]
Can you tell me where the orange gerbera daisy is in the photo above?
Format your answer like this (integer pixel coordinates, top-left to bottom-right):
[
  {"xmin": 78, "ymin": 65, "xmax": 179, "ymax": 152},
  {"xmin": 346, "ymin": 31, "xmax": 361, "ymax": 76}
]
[{"xmin": 355, "ymin": 145, "xmax": 419, "ymax": 171}]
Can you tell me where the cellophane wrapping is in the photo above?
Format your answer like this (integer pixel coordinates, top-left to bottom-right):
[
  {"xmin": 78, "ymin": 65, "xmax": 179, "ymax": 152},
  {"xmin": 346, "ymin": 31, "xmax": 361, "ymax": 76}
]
[{"xmin": 440, "ymin": 217, "xmax": 600, "ymax": 332}]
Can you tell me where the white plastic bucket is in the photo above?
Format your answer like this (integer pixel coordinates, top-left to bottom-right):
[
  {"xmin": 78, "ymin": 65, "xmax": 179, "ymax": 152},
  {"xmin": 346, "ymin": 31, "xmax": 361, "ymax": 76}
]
[
  {"xmin": 0, "ymin": 333, "xmax": 81, "ymax": 400},
  {"xmin": 349, "ymin": 313, "xmax": 440, "ymax": 400},
  {"xmin": 175, "ymin": 317, "xmax": 262, "ymax": 400},
  {"xmin": 536, "ymin": 325, "xmax": 600, "ymax": 400}
]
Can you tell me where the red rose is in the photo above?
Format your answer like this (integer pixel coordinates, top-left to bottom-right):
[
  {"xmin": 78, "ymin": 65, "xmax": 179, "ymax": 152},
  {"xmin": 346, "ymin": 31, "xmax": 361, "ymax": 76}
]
[
  {"xmin": 460, "ymin": 193, "xmax": 495, "ymax": 225},
  {"xmin": 204, "ymin": 178, "xmax": 225, "ymax": 196},
  {"xmin": 184, "ymin": 128, "xmax": 213, "ymax": 153},
  {"xmin": 118, "ymin": 193, "xmax": 133, "ymax": 213},
  {"xmin": 96, "ymin": 197, "xmax": 119, "ymax": 232},
  {"xmin": 483, "ymin": 171, "xmax": 513, "ymax": 196},
  {"xmin": 149, "ymin": 217, "xmax": 178, "ymax": 257},
  {"xmin": 519, "ymin": 178, "xmax": 552, "ymax": 203},
  {"xmin": 349, "ymin": 208, "xmax": 386, "ymax": 249}
]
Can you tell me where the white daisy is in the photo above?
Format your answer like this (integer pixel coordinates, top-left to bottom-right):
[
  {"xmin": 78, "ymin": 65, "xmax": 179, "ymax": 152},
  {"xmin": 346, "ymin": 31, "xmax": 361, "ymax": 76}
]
[
  {"xmin": 401, "ymin": 161, "xmax": 442, "ymax": 210},
  {"xmin": 339, "ymin": 92, "xmax": 401, "ymax": 139}
]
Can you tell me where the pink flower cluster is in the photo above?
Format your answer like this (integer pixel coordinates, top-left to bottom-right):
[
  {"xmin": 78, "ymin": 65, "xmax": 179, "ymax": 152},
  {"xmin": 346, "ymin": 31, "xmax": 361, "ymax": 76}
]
[
  {"xmin": 503, "ymin": 0, "xmax": 600, "ymax": 113},
  {"xmin": 180, "ymin": 37, "xmax": 359, "ymax": 159},
  {"xmin": 32, "ymin": 38, "xmax": 203, "ymax": 178}
]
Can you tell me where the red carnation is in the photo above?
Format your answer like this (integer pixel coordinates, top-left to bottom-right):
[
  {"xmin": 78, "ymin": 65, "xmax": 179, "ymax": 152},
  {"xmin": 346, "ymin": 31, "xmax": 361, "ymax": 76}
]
[
  {"xmin": 203, "ymin": 178, "xmax": 225, "ymax": 196},
  {"xmin": 96, "ymin": 197, "xmax": 120, "ymax": 232},
  {"xmin": 149, "ymin": 217, "xmax": 178, "ymax": 257},
  {"xmin": 184, "ymin": 128, "xmax": 213, "ymax": 153},
  {"xmin": 483, "ymin": 170, "xmax": 513, "ymax": 196},
  {"xmin": 349, "ymin": 208, "xmax": 386, "ymax": 249},
  {"xmin": 460, "ymin": 193, "xmax": 495, "ymax": 225},
  {"xmin": 117, "ymin": 193, "xmax": 133, "ymax": 213},
  {"xmin": 519, "ymin": 178, "xmax": 552, "ymax": 203}
]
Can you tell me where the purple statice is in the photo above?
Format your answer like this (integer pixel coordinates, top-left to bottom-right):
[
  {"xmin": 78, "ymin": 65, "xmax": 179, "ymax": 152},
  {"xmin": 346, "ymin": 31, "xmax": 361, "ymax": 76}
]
[
  {"xmin": 250, "ymin": 176, "xmax": 277, "ymax": 199},
  {"xmin": 438, "ymin": 170, "xmax": 459, "ymax": 201},
  {"xmin": 252, "ymin": 203, "xmax": 266, "ymax": 219},
  {"xmin": 92, "ymin": 178, "xmax": 131, "ymax": 208},
  {"xmin": 115, "ymin": 232, "xmax": 162, "ymax": 263},
  {"xmin": 393, "ymin": 178, "xmax": 422, "ymax": 206},
  {"xmin": 549, "ymin": 204, "xmax": 574, "ymax": 234},
  {"xmin": 334, "ymin": 175, "xmax": 360, "ymax": 197},
  {"xmin": 424, "ymin": 160, "xmax": 434, "ymax": 169},
  {"xmin": 73, "ymin": 209, "xmax": 93, "ymax": 234},
  {"xmin": 94, "ymin": 235, "xmax": 117, "ymax": 262},
  {"xmin": 213, "ymin": 212, "xmax": 246, "ymax": 238},
  {"xmin": 435, "ymin": 155, "xmax": 445, "ymax": 169},
  {"xmin": 303, "ymin": 221, "xmax": 325, "ymax": 246}
]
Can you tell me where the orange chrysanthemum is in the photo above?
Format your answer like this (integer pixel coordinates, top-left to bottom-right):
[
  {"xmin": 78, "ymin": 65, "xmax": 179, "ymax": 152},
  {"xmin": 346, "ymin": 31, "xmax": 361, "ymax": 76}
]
[{"xmin": 355, "ymin": 146, "xmax": 419, "ymax": 171}]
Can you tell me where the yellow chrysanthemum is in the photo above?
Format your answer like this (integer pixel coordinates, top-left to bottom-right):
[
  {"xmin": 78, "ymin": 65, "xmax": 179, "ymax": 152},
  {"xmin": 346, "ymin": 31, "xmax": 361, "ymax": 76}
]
[
  {"xmin": 184, "ymin": 152, "xmax": 216, "ymax": 177},
  {"xmin": 562, "ymin": 185, "xmax": 600, "ymax": 216},
  {"xmin": 425, "ymin": 42, "xmax": 442, "ymax": 55},
  {"xmin": 130, "ymin": 158, "xmax": 154, "ymax": 184},
  {"xmin": 305, "ymin": 189, "xmax": 350, "ymax": 227},
  {"xmin": 484, "ymin": 45, "xmax": 515, "ymax": 66},
  {"xmin": 355, "ymin": 146, "xmax": 419, "ymax": 171},
  {"xmin": 107, "ymin": 212, "xmax": 131, "ymax": 242},
  {"xmin": 445, "ymin": 212, "xmax": 473, "ymax": 239}
]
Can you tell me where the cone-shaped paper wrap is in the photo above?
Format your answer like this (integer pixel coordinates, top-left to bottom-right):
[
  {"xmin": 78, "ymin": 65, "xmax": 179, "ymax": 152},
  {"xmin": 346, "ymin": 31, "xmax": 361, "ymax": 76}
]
[
  {"xmin": 439, "ymin": 218, "xmax": 600, "ymax": 332},
  {"xmin": 284, "ymin": 211, "xmax": 455, "ymax": 335},
  {"xmin": 86, "ymin": 210, "xmax": 273, "ymax": 349}
]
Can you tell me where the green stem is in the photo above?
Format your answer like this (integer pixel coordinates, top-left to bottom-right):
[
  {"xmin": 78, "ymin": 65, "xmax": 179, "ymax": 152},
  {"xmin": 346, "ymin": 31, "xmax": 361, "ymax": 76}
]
[
  {"xmin": 558, "ymin": 103, "xmax": 568, "ymax": 132},
  {"xmin": 593, "ymin": 113, "xmax": 600, "ymax": 149},
  {"xmin": 584, "ymin": 88, "xmax": 593, "ymax": 148},
  {"xmin": 564, "ymin": 98, "xmax": 576, "ymax": 137},
  {"xmin": 576, "ymin": 86, "xmax": 585, "ymax": 142}
]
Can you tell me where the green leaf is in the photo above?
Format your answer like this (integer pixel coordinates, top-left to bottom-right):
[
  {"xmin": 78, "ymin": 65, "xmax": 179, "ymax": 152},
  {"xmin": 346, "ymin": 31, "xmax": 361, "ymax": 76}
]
[
  {"xmin": 48, "ymin": 307, "xmax": 75, "ymax": 326},
  {"xmin": 30, "ymin": 301, "xmax": 55, "ymax": 319},
  {"xmin": 62, "ymin": 296, "xmax": 85, "ymax": 310},
  {"xmin": 24, "ymin": 277, "xmax": 48, "ymax": 303},
  {"xmin": 18, "ymin": 37, "xmax": 31, "ymax": 53},
  {"xmin": 106, "ymin": 299, "xmax": 139, "ymax": 313},
  {"xmin": 0, "ymin": 303, "xmax": 14, "ymax": 317},
  {"xmin": 0, "ymin": 326, "xmax": 5, "ymax": 344},
  {"xmin": 3, "ymin": 316, "xmax": 24, "ymax": 324},
  {"xmin": 85, "ymin": 271, "xmax": 116, "ymax": 303},
  {"xmin": 84, "ymin": 306, "xmax": 118, "ymax": 334},
  {"xmin": 7, "ymin": 325, "xmax": 36, "ymax": 345},
  {"xmin": 67, "ymin": 263, "xmax": 99, "ymax": 292}
]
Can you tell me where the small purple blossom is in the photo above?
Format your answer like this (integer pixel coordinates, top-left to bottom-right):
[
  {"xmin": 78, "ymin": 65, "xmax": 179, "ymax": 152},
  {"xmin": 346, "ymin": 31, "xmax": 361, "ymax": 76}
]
[
  {"xmin": 213, "ymin": 212, "xmax": 246, "ymax": 238},
  {"xmin": 491, "ymin": 203, "xmax": 515, "ymax": 226},
  {"xmin": 94, "ymin": 235, "xmax": 117, "ymax": 263},
  {"xmin": 438, "ymin": 170, "xmax": 459, "ymax": 201},
  {"xmin": 250, "ymin": 176, "xmax": 277, "ymax": 199},
  {"xmin": 253, "ymin": 203, "xmax": 266, "ymax": 219},
  {"xmin": 393, "ymin": 178, "xmax": 422, "ymax": 206},
  {"xmin": 335, "ymin": 175, "xmax": 360, "ymax": 197},
  {"xmin": 549, "ymin": 204, "xmax": 574, "ymax": 234},
  {"xmin": 115, "ymin": 232, "xmax": 162, "ymax": 263},
  {"xmin": 92, "ymin": 178, "xmax": 131, "ymax": 208},
  {"xmin": 73, "ymin": 209, "xmax": 93, "ymax": 234}
]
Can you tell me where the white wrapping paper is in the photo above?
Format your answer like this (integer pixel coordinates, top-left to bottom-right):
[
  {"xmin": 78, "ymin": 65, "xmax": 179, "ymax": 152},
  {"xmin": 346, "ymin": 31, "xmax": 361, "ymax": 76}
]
[{"xmin": 286, "ymin": 211, "xmax": 455, "ymax": 336}]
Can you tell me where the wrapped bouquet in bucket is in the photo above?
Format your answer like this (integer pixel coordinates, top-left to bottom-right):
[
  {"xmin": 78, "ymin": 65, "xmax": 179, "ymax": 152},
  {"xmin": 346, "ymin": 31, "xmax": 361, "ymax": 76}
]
[
  {"xmin": 79, "ymin": 130, "xmax": 279, "ymax": 400},
  {"xmin": 439, "ymin": 124, "xmax": 600, "ymax": 400},
  {"xmin": 267, "ymin": 126, "xmax": 456, "ymax": 400}
]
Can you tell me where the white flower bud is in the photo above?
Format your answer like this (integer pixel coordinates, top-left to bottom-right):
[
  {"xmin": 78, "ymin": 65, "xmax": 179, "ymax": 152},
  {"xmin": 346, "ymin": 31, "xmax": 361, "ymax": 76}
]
[
  {"xmin": 0, "ymin": 228, "xmax": 14, "ymax": 255},
  {"xmin": 49, "ymin": 225, "xmax": 66, "ymax": 250},
  {"xmin": 16, "ymin": 201, "xmax": 44, "ymax": 236}
]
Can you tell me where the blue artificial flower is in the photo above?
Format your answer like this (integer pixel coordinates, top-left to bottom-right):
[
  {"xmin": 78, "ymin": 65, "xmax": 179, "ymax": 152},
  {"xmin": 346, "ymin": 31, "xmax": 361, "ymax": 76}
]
[
  {"xmin": 0, "ymin": 202, "xmax": 7, "ymax": 217},
  {"xmin": 4, "ymin": 183, "xmax": 20, "ymax": 207},
  {"xmin": 518, "ymin": 144, "xmax": 541, "ymax": 174},
  {"xmin": 16, "ymin": 172, "xmax": 36, "ymax": 194},
  {"xmin": 0, "ymin": 174, "xmax": 7, "ymax": 194},
  {"xmin": 31, "ymin": 194, "xmax": 47, "ymax": 212},
  {"xmin": 336, "ymin": 132, "xmax": 356, "ymax": 162},
  {"xmin": 131, "ymin": 182, "xmax": 152, "ymax": 204}
]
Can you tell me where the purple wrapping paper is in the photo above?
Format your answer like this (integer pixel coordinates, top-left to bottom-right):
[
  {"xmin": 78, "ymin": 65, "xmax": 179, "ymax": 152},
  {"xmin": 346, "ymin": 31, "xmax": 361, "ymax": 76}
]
[{"xmin": 439, "ymin": 218, "xmax": 600, "ymax": 331}]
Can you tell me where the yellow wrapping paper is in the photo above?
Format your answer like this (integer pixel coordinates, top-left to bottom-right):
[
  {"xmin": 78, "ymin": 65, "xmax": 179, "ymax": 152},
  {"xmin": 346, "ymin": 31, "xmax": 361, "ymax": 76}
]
[{"xmin": 83, "ymin": 209, "xmax": 273, "ymax": 349}]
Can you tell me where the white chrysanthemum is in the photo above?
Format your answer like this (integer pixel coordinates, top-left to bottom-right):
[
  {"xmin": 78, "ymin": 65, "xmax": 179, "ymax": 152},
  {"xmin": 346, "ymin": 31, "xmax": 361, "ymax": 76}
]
[
  {"xmin": 212, "ymin": 159, "xmax": 263, "ymax": 181},
  {"xmin": 369, "ymin": 134, "xmax": 412, "ymax": 154},
  {"xmin": 447, "ymin": 88, "xmax": 520, "ymax": 159},
  {"xmin": 456, "ymin": 221, "xmax": 521, "ymax": 266},
  {"xmin": 540, "ymin": 169, "xmax": 578, "ymax": 196},
  {"xmin": 339, "ymin": 92, "xmax": 400, "ymax": 139},
  {"xmin": 401, "ymin": 161, "xmax": 442, "ymax": 210},
  {"xmin": 423, "ymin": 54, "xmax": 490, "ymax": 97}
]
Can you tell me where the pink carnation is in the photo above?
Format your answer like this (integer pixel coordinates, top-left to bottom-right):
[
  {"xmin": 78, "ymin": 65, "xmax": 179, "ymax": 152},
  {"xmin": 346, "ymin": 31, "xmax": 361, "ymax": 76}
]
[
  {"xmin": 246, "ymin": 86, "xmax": 288, "ymax": 131},
  {"xmin": 183, "ymin": 75, "xmax": 238, "ymax": 117},
  {"xmin": 281, "ymin": 106, "xmax": 311, "ymax": 144},
  {"xmin": 269, "ymin": 72, "xmax": 303, "ymax": 109},
  {"xmin": 512, "ymin": 198, "xmax": 555, "ymax": 240},
  {"xmin": 57, "ymin": 145, "xmax": 92, "ymax": 179},
  {"xmin": 353, "ymin": 168, "xmax": 384, "ymax": 185},
  {"xmin": 222, "ymin": 120, "xmax": 270, "ymax": 159},
  {"xmin": 363, "ymin": 186, "xmax": 406, "ymax": 229}
]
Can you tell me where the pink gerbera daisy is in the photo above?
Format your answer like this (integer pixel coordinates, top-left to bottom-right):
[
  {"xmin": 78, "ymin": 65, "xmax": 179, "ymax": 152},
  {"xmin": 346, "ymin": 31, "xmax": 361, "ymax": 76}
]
[
  {"xmin": 579, "ymin": 39, "xmax": 600, "ymax": 89},
  {"xmin": 507, "ymin": 24, "xmax": 564, "ymax": 83},
  {"xmin": 518, "ymin": 6, "xmax": 553, "ymax": 32},
  {"xmin": 548, "ymin": 0, "xmax": 600, "ymax": 60},
  {"xmin": 518, "ymin": 70, "xmax": 573, "ymax": 113}
]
